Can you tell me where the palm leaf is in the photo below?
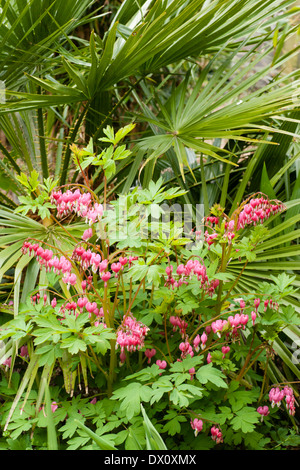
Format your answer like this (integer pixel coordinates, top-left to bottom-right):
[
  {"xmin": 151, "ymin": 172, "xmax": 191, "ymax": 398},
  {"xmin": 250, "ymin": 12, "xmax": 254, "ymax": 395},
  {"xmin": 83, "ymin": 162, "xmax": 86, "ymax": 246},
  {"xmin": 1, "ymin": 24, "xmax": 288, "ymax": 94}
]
[{"xmin": 0, "ymin": 0, "xmax": 98, "ymax": 88}]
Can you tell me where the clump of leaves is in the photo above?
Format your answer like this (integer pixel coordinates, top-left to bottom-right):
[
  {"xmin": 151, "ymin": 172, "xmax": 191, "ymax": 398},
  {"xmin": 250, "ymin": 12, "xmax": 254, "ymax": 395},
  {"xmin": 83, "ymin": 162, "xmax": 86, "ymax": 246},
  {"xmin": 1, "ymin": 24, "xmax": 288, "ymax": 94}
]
[{"xmin": 15, "ymin": 172, "xmax": 58, "ymax": 220}]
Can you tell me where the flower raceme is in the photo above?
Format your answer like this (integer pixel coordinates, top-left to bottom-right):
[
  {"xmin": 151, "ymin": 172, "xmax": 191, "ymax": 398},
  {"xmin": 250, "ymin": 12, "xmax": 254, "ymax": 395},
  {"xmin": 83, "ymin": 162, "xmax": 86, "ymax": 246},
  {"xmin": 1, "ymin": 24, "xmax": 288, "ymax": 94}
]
[
  {"xmin": 22, "ymin": 240, "xmax": 139, "ymax": 292},
  {"xmin": 59, "ymin": 297, "xmax": 106, "ymax": 325},
  {"xmin": 164, "ymin": 259, "xmax": 219, "ymax": 297},
  {"xmin": 179, "ymin": 341, "xmax": 194, "ymax": 359},
  {"xmin": 30, "ymin": 288, "xmax": 108, "ymax": 328},
  {"xmin": 50, "ymin": 188, "xmax": 103, "ymax": 225},
  {"xmin": 22, "ymin": 242, "xmax": 71, "ymax": 274},
  {"xmin": 116, "ymin": 313, "xmax": 149, "ymax": 362},
  {"xmin": 190, "ymin": 418, "xmax": 224, "ymax": 444},
  {"xmin": 168, "ymin": 294, "xmax": 270, "ymax": 365},
  {"xmin": 211, "ymin": 426, "xmax": 223, "ymax": 444},
  {"xmin": 269, "ymin": 386, "xmax": 296, "ymax": 416},
  {"xmin": 237, "ymin": 196, "xmax": 286, "ymax": 231},
  {"xmin": 203, "ymin": 194, "xmax": 286, "ymax": 249},
  {"xmin": 169, "ymin": 316, "xmax": 188, "ymax": 337}
]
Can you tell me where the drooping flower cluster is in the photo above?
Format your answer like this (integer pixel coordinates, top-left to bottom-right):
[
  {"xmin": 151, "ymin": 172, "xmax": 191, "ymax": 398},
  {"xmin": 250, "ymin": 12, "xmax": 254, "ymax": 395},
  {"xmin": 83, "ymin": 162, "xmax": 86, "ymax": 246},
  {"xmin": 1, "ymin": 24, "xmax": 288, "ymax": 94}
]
[
  {"xmin": 72, "ymin": 253, "xmax": 114, "ymax": 282},
  {"xmin": 205, "ymin": 216, "xmax": 219, "ymax": 227},
  {"xmin": 269, "ymin": 386, "xmax": 296, "ymax": 416},
  {"xmin": 28, "ymin": 285, "xmax": 108, "ymax": 330},
  {"xmin": 202, "ymin": 195, "xmax": 286, "ymax": 251},
  {"xmin": 72, "ymin": 246, "xmax": 106, "ymax": 273},
  {"xmin": 263, "ymin": 298, "xmax": 279, "ymax": 312},
  {"xmin": 169, "ymin": 315, "xmax": 199, "ymax": 359},
  {"xmin": 211, "ymin": 426, "xmax": 223, "ymax": 444},
  {"xmin": 237, "ymin": 196, "xmax": 286, "ymax": 231},
  {"xmin": 193, "ymin": 332, "xmax": 207, "ymax": 352},
  {"xmin": 226, "ymin": 313, "xmax": 249, "ymax": 340},
  {"xmin": 22, "ymin": 241, "xmax": 76, "ymax": 288},
  {"xmin": 31, "ymin": 292, "xmax": 48, "ymax": 306},
  {"xmin": 50, "ymin": 189, "xmax": 103, "ymax": 225},
  {"xmin": 116, "ymin": 314, "xmax": 149, "ymax": 361},
  {"xmin": 204, "ymin": 217, "xmax": 236, "ymax": 247},
  {"xmin": 35, "ymin": 293, "xmax": 107, "ymax": 327},
  {"xmin": 170, "ymin": 313, "xmax": 232, "ymax": 361},
  {"xmin": 165, "ymin": 260, "xmax": 219, "ymax": 297},
  {"xmin": 204, "ymin": 231, "xmax": 218, "ymax": 247},
  {"xmin": 190, "ymin": 420, "xmax": 223, "ymax": 444},
  {"xmin": 179, "ymin": 340, "xmax": 194, "ymax": 359},
  {"xmin": 72, "ymin": 248, "xmax": 138, "ymax": 284},
  {"xmin": 22, "ymin": 238, "xmax": 139, "ymax": 292},
  {"xmin": 169, "ymin": 316, "xmax": 188, "ymax": 338},
  {"xmin": 209, "ymin": 296, "xmax": 264, "ymax": 343},
  {"xmin": 209, "ymin": 319, "xmax": 228, "ymax": 339},
  {"xmin": 189, "ymin": 296, "xmax": 266, "ymax": 363}
]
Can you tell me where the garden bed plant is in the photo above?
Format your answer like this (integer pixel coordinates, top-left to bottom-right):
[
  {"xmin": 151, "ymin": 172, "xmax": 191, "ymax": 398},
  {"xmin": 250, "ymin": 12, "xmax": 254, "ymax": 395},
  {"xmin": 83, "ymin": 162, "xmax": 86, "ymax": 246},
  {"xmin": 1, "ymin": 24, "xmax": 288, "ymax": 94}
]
[{"xmin": 0, "ymin": 127, "xmax": 299, "ymax": 450}]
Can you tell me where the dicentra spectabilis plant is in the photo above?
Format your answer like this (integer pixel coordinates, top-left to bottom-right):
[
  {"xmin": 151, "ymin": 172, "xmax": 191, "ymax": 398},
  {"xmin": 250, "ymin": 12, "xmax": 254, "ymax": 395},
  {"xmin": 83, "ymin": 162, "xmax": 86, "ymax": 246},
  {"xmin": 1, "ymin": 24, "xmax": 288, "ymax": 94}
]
[{"xmin": 0, "ymin": 126, "xmax": 299, "ymax": 450}]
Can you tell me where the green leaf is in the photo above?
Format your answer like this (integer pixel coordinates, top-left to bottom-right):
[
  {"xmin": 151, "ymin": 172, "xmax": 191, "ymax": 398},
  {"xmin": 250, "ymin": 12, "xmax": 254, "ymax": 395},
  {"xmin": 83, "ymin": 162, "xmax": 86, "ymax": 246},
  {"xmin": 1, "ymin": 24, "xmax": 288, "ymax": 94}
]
[
  {"xmin": 114, "ymin": 123, "xmax": 136, "ymax": 145},
  {"xmin": 227, "ymin": 383, "xmax": 259, "ymax": 412},
  {"xmin": 63, "ymin": 58, "xmax": 88, "ymax": 96},
  {"xmin": 125, "ymin": 364, "xmax": 161, "ymax": 382},
  {"xmin": 150, "ymin": 378, "xmax": 173, "ymax": 404},
  {"xmin": 111, "ymin": 383, "xmax": 152, "ymax": 420},
  {"xmin": 35, "ymin": 343, "xmax": 62, "ymax": 366},
  {"xmin": 74, "ymin": 420, "xmax": 117, "ymax": 450},
  {"xmin": 66, "ymin": 435, "xmax": 91, "ymax": 450},
  {"xmin": 270, "ymin": 272, "xmax": 296, "ymax": 291},
  {"xmin": 125, "ymin": 426, "xmax": 145, "ymax": 450},
  {"xmin": 16, "ymin": 172, "xmax": 30, "ymax": 190},
  {"xmin": 169, "ymin": 356, "xmax": 203, "ymax": 373},
  {"xmin": 231, "ymin": 407, "xmax": 260, "ymax": 433},
  {"xmin": 60, "ymin": 336, "xmax": 87, "ymax": 354},
  {"xmin": 162, "ymin": 412, "xmax": 186, "ymax": 436},
  {"xmin": 260, "ymin": 162, "xmax": 277, "ymax": 199},
  {"xmin": 196, "ymin": 363, "xmax": 228, "ymax": 388},
  {"xmin": 141, "ymin": 404, "xmax": 167, "ymax": 450},
  {"xmin": 44, "ymin": 380, "xmax": 58, "ymax": 450},
  {"xmin": 4, "ymin": 352, "xmax": 39, "ymax": 432},
  {"xmin": 280, "ymin": 306, "xmax": 300, "ymax": 325},
  {"xmin": 28, "ymin": 170, "xmax": 40, "ymax": 192}
]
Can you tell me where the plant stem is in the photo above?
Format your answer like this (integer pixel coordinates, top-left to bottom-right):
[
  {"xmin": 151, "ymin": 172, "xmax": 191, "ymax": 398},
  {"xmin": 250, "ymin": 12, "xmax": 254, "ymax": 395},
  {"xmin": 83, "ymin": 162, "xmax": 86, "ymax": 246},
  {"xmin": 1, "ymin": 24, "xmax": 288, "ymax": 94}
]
[
  {"xmin": 242, "ymin": 348, "xmax": 265, "ymax": 379},
  {"xmin": 60, "ymin": 102, "xmax": 89, "ymax": 186},
  {"xmin": 104, "ymin": 174, "xmax": 107, "ymax": 211},
  {"xmin": 236, "ymin": 343, "xmax": 267, "ymax": 382},
  {"xmin": 37, "ymin": 106, "xmax": 49, "ymax": 179},
  {"xmin": 164, "ymin": 311, "xmax": 173, "ymax": 362},
  {"xmin": 215, "ymin": 244, "xmax": 227, "ymax": 316},
  {"xmin": 107, "ymin": 341, "xmax": 116, "ymax": 397},
  {"xmin": 120, "ymin": 272, "xmax": 127, "ymax": 314}
]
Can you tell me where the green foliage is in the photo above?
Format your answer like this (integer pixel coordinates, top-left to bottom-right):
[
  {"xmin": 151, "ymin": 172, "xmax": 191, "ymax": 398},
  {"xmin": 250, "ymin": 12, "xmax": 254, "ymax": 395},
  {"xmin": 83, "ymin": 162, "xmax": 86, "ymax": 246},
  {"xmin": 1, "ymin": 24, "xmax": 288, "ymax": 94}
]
[
  {"xmin": 1, "ymin": 163, "xmax": 299, "ymax": 449},
  {"xmin": 0, "ymin": 0, "xmax": 299, "ymax": 452},
  {"xmin": 196, "ymin": 364, "xmax": 228, "ymax": 389},
  {"xmin": 141, "ymin": 404, "xmax": 167, "ymax": 450}
]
